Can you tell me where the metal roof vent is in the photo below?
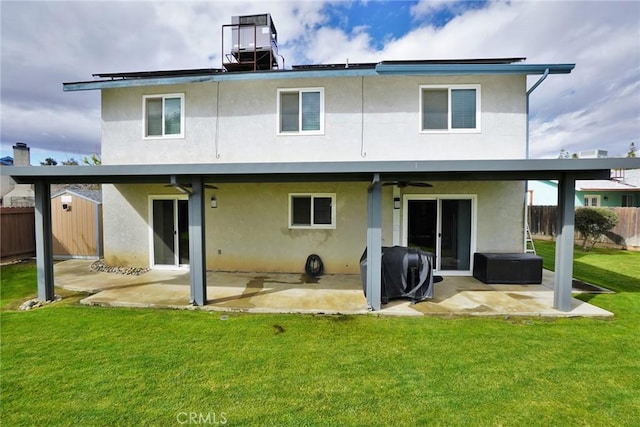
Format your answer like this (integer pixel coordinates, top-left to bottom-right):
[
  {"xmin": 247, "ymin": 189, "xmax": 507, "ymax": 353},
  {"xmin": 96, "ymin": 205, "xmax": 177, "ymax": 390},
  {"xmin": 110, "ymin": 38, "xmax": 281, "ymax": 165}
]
[{"xmin": 222, "ymin": 13, "xmax": 282, "ymax": 72}]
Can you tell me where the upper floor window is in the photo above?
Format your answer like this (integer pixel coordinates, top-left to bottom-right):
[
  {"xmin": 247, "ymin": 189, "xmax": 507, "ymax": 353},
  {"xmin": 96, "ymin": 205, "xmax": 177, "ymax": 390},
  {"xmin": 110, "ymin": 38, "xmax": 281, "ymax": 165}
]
[
  {"xmin": 143, "ymin": 94, "xmax": 184, "ymax": 138},
  {"xmin": 420, "ymin": 85, "xmax": 480, "ymax": 132},
  {"xmin": 277, "ymin": 88, "xmax": 324, "ymax": 135},
  {"xmin": 289, "ymin": 193, "xmax": 335, "ymax": 229}
]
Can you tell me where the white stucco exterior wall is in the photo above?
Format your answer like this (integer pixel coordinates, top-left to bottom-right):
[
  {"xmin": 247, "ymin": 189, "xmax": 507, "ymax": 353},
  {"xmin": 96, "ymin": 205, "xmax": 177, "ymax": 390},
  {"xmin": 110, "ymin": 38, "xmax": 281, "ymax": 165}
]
[
  {"xmin": 100, "ymin": 74, "xmax": 526, "ymax": 165},
  {"xmin": 102, "ymin": 181, "xmax": 524, "ymax": 274},
  {"xmin": 100, "ymin": 71, "xmax": 528, "ymax": 274}
]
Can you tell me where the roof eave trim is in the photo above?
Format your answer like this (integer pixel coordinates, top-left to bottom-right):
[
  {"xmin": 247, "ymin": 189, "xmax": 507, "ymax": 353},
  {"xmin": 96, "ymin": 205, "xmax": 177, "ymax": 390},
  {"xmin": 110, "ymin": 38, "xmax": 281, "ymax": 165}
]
[
  {"xmin": 63, "ymin": 63, "xmax": 575, "ymax": 92},
  {"xmin": 63, "ymin": 68, "xmax": 378, "ymax": 92},
  {"xmin": 375, "ymin": 63, "xmax": 575, "ymax": 75}
]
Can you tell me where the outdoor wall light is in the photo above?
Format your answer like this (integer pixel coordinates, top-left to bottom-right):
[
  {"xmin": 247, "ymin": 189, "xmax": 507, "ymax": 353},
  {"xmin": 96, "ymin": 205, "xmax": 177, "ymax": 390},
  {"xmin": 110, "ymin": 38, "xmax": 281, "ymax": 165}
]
[
  {"xmin": 210, "ymin": 196, "xmax": 218, "ymax": 208},
  {"xmin": 393, "ymin": 197, "xmax": 401, "ymax": 209},
  {"xmin": 61, "ymin": 195, "xmax": 72, "ymax": 211}
]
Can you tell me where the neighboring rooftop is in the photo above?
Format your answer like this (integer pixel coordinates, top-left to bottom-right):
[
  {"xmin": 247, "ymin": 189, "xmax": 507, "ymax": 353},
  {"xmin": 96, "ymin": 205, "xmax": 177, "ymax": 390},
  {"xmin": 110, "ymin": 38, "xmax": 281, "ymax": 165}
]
[
  {"xmin": 576, "ymin": 179, "xmax": 640, "ymax": 192},
  {"xmin": 52, "ymin": 189, "xmax": 102, "ymax": 203},
  {"xmin": 0, "ymin": 156, "xmax": 13, "ymax": 166}
]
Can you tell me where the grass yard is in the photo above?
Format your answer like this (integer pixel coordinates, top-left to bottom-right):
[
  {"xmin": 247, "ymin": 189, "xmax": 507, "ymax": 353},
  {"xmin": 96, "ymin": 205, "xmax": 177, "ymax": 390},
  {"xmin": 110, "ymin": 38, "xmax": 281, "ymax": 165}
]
[{"xmin": 1, "ymin": 246, "xmax": 639, "ymax": 426}]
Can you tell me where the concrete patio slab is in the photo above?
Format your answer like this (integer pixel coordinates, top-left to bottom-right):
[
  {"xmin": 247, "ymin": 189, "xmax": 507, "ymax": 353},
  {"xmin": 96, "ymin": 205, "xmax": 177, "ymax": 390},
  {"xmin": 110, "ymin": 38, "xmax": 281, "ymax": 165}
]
[{"xmin": 53, "ymin": 260, "xmax": 613, "ymax": 317}]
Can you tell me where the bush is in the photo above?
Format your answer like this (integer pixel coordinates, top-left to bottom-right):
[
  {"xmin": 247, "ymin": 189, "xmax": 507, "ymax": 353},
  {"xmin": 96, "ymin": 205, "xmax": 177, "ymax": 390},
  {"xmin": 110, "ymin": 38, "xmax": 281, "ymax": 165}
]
[{"xmin": 575, "ymin": 207, "xmax": 619, "ymax": 250}]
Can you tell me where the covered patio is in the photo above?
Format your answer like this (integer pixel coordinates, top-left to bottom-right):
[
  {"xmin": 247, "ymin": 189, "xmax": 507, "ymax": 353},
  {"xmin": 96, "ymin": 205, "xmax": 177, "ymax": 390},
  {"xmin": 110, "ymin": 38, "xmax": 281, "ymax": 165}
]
[
  {"xmin": 54, "ymin": 259, "xmax": 612, "ymax": 317},
  {"xmin": 4, "ymin": 157, "xmax": 636, "ymax": 314}
]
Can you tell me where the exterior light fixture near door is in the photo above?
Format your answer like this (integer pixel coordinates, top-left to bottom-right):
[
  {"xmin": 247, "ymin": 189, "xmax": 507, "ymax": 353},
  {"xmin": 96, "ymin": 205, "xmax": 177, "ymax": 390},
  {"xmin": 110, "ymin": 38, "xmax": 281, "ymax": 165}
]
[
  {"xmin": 210, "ymin": 196, "xmax": 218, "ymax": 208},
  {"xmin": 394, "ymin": 197, "xmax": 401, "ymax": 209}
]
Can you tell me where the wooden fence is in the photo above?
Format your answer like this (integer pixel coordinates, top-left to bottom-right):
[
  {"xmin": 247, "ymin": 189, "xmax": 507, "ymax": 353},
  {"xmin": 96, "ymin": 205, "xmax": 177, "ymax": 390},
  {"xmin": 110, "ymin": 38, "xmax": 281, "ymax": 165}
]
[
  {"xmin": 529, "ymin": 206, "xmax": 640, "ymax": 248},
  {"xmin": 0, "ymin": 207, "xmax": 35, "ymax": 259}
]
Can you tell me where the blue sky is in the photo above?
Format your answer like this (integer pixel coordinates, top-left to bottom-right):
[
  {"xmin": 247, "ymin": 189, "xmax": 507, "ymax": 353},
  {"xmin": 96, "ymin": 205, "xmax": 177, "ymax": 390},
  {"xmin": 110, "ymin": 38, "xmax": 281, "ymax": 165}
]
[
  {"xmin": 327, "ymin": 1, "xmax": 418, "ymax": 48},
  {"xmin": 326, "ymin": 0, "xmax": 488, "ymax": 44},
  {"xmin": 1, "ymin": 0, "xmax": 639, "ymax": 163}
]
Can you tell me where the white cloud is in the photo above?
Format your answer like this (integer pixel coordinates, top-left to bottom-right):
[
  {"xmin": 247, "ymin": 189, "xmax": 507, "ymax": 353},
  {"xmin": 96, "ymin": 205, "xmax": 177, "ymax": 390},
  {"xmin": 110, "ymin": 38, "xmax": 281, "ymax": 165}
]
[
  {"xmin": 1, "ymin": 0, "xmax": 638, "ymax": 162},
  {"xmin": 410, "ymin": 0, "xmax": 458, "ymax": 19}
]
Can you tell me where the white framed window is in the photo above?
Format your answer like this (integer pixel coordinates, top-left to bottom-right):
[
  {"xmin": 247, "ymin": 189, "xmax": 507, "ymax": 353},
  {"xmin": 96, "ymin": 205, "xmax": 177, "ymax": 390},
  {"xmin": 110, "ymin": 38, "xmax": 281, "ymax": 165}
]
[
  {"xmin": 277, "ymin": 88, "xmax": 324, "ymax": 135},
  {"xmin": 583, "ymin": 195, "xmax": 601, "ymax": 207},
  {"xmin": 420, "ymin": 85, "xmax": 480, "ymax": 133},
  {"xmin": 289, "ymin": 193, "xmax": 335, "ymax": 229},
  {"xmin": 143, "ymin": 94, "xmax": 185, "ymax": 138}
]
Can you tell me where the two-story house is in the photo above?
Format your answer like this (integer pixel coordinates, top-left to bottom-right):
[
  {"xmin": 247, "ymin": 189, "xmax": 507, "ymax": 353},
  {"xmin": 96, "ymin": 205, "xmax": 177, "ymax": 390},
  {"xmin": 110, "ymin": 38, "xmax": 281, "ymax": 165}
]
[
  {"xmin": 7, "ymin": 14, "xmax": 637, "ymax": 311},
  {"xmin": 93, "ymin": 57, "xmax": 537, "ymax": 277}
]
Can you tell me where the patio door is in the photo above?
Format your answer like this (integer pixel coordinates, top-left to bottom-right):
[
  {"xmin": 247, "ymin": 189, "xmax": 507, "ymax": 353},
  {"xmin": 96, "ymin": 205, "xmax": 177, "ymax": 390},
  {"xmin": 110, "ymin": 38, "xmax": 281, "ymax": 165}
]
[
  {"xmin": 404, "ymin": 196, "xmax": 475, "ymax": 274},
  {"xmin": 150, "ymin": 197, "xmax": 189, "ymax": 268}
]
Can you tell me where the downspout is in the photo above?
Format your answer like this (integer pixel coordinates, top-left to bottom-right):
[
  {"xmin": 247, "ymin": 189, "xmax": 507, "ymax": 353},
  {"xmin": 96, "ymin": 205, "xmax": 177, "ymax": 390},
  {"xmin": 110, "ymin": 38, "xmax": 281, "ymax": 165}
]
[
  {"xmin": 524, "ymin": 68, "xmax": 549, "ymax": 251},
  {"xmin": 360, "ymin": 76, "xmax": 366, "ymax": 158},
  {"xmin": 526, "ymin": 68, "xmax": 549, "ymax": 159},
  {"xmin": 215, "ymin": 81, "xmax": 221, "ymax": 159}
]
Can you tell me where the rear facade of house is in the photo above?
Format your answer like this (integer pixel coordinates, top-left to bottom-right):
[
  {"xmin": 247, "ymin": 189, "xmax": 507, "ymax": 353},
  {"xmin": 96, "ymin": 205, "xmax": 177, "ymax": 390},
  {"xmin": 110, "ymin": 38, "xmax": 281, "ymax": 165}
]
[{"xmin": 78, "ymin": 15, "xmax": 570, "ymax": 277}]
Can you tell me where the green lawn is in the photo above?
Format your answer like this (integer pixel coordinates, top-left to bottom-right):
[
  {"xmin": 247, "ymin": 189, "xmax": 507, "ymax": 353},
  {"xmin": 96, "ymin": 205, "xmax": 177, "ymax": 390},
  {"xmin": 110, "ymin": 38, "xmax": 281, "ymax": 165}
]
[{"xmin": 1, "ymin": 248, "xmax": 639, "ymax": 426}]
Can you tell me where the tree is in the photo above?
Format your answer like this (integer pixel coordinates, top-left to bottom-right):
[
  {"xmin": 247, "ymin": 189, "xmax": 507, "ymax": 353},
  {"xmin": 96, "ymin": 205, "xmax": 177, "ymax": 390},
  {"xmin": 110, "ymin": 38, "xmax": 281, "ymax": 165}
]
[
  {"xmin": 40, "ymin": 157, "xmax": 58, "ymax": 166},
  {"xmin": 83, "ymin": 153, "xmax": 102, "ymax": 165},
  {"xmin": 558, "ymin": 149, "xmax": 570, "ymax": 159},
  {"xmin": 61, "ymin": 158, "xmax": 79, "ymax": 165},
  {"xmin": 575, "ymin": 207, "xmax": 619, "ymax": 250},
  {"xmin": 627, "ymin": 142, "xmax": 637, "ymax": 158}
]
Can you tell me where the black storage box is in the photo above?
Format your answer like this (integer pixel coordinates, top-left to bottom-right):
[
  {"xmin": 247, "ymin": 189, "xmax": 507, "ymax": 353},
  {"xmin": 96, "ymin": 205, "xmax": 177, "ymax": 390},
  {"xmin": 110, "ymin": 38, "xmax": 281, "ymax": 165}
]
[{"xmin": 473, "ymin": 253, "xmax": 543, "ymax": 284}]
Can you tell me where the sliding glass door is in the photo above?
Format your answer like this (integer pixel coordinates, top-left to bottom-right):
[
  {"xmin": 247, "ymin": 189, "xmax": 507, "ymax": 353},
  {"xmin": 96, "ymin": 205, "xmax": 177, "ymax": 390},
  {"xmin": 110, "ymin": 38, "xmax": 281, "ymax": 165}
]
[
  {"xmin": 151, "ymin": 197, "xmax": 189, "ymax": 268},
  {"xmin": 405, "ymin": 196, "xmax": 475, "ymax": 274}
]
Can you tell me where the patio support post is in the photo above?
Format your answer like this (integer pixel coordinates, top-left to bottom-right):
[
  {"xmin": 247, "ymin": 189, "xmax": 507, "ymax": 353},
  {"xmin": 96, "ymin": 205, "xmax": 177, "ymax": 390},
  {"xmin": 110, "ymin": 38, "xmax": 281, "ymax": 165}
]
[
  {"xmin": 188, "ymin": 175, "xmax": 207, "ymax": 305},
  {"xmin": 554, "ymin": 173, "xmax": 576, "ymax": 311},
  {"xmin": 34, "ymin": 180, "xmax": 54, "ymax": 301},
  {"xmin": 366, "ymin": 173, "xmax": 382, "ymax": 311}
]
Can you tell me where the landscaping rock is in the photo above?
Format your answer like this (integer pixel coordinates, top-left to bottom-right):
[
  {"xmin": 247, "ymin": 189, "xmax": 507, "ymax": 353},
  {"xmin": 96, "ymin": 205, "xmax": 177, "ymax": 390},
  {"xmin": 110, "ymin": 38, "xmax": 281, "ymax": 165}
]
[
  {"xmin": 90, "ymin": 260, "xmax": 149, "ymax": 276},
  {"xmin": 19, "ymin": 295, "xmax": 62, "ymax": 311}
]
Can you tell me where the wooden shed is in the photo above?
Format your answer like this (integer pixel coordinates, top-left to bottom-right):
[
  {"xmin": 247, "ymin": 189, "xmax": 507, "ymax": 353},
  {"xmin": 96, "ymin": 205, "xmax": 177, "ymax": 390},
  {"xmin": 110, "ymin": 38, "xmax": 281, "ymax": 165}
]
[{"xmin": 51, "ymin": 189, "xmax": 103, "ymax": 259}]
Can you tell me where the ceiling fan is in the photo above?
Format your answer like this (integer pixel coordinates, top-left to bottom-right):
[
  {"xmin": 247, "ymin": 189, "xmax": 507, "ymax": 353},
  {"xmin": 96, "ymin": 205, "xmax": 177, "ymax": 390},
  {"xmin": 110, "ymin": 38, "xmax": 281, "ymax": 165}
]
[
  {"xmin": 164, "ymin": 176, "xmax": 218, "ymax": 194},
  {"xmin": 369, "ymin": 180, "xmax": 433, "ymax": 190},
  {"xmin": 382, "ymin": 181, "xmax": 432, "ymax": 188}
]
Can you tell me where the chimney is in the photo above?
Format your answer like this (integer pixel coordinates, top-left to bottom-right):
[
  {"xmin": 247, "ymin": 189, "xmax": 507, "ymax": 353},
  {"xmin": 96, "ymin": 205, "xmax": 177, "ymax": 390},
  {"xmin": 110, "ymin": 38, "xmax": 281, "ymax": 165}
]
[
  {"xmin": 13, "ymin": 142, "xmax": 31, "ymax": 166},
  {"xmin": 3, "ymin": 142, "xmax": 35, "ymax": 207}
]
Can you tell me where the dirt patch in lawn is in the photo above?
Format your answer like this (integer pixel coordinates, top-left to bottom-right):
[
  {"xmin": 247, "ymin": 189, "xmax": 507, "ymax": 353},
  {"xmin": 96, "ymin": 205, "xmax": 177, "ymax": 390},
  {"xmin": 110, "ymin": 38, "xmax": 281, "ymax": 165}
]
[{"xmin": 572, "ymin": 279, "xmax": 614, "ymax": 294}]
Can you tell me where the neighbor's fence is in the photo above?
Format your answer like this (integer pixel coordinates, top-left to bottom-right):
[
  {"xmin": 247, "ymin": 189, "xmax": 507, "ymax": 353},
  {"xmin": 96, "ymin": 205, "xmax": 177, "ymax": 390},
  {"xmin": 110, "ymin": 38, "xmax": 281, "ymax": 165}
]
[
  {"xmin": 0, "ymin": 207, "xmax": 35, "ymax": 259},
  {"xmin": 529, "ymin": 206, "xmax": 640, "ymax": 248}
]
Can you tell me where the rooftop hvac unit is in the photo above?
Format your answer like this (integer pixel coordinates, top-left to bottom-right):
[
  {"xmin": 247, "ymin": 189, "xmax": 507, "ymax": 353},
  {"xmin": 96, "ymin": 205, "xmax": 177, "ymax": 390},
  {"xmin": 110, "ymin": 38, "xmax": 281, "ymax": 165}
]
[{"xmin": 223, "ymin": 13, "xmax": 279, "ymax": 71}]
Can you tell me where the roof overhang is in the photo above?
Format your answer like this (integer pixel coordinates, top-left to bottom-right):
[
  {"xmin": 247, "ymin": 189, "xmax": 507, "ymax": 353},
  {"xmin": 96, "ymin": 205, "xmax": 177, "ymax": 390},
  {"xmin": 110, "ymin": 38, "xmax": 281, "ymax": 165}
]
[
  {"xmin": 63, "ymin": 62, "xmax": 575, "ymax": 92},
  {"xmin": 5, "ymin": 159, "xmax": 637, "ymax": 186},
  {"xmin": 374, "ymin": 62, "xmax": 575, "ymax": 76},
  {"xmin": 577, "ymin": 187, "xmax": 640, "ymax": 192}
]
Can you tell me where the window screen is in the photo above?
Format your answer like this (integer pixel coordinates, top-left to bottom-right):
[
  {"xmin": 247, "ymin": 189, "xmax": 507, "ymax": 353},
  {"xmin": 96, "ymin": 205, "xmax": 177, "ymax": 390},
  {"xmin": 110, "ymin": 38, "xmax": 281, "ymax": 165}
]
[
  {"xmin": 164, "ymin": 97, "xmax": 182, "ymax": 135},
  {"xmin": 280, "ymin": 92, "xmax": 299, "ymax": 132},
  {"xmin": 451, "ymin": 89, "xmax": 476, "ymax": 129},
  {"xmin": 313, "ymin": 197, "xmax": 332, "ymax": 224},
  {"xmin": 301, "ymin": 91, "xmax": 321, "ymax": 131},
  {"xmin": 291, "ymin": 196, "xmax": 311, "ymax": 225},
  {"xmin": 146, "ymin": 98, "xmax": 163, "ymax": 136},
  {"xmin": 422, "ymin": 89, "xmax": 448, "ymax": 130}
]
